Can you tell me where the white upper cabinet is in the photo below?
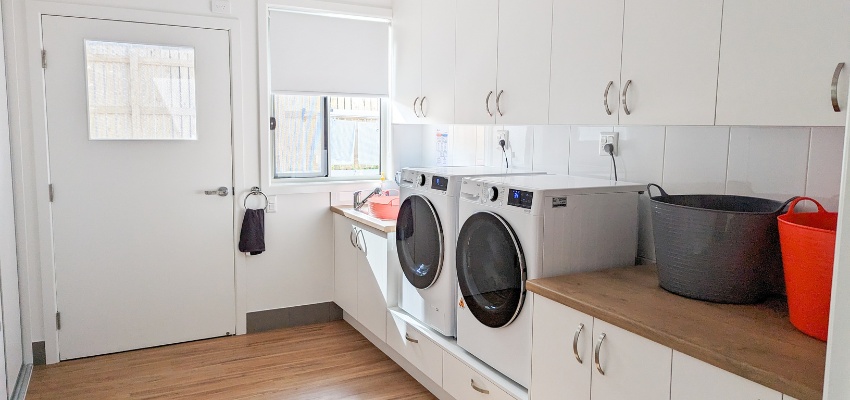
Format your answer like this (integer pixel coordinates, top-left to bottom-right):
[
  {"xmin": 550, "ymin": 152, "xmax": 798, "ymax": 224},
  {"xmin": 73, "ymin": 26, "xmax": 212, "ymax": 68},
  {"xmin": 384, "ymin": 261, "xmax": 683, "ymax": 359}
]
[
  {"xmin": 549, "ymin": 0, "xmax": 624, "ymax": 125},
  {"xmin": 455, "ymin": 0, "xmax": 499, "ymax": 125},
  {"xmin": 618, "ymin": 0, "xmax": 723, "ymax": 125},
  {"xmin": 531, "ymin": 295, "xmax": 593, "ymax": 400},
  {"xmin": 420, "ymin": 0, "xmax": 456, "ymax": 124},
  {"xmin": 495, "ymin": 0, "xmax": 554, "ymax": 125},
  {"xmin": 671, "ymin": 351, "xmax": 782, "ymax": 400},
  {"xmin": 715, "ymin": 0, "xmax": 850, "ymax": 126},
  {"xmin": 591, "ymin": 319, "xmax": 673, "ymax": 400},
  {"xmin": 392, "ymin": 0, "xmax": 422, "ymax": 124}
]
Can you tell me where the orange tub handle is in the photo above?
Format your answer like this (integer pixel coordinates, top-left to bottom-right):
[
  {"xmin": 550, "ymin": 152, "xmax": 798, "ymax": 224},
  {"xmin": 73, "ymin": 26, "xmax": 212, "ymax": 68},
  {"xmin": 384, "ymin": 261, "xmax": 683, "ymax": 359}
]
[{"xmin": 786, "ymin": 197, "xmax": 827, "ymax": 215}]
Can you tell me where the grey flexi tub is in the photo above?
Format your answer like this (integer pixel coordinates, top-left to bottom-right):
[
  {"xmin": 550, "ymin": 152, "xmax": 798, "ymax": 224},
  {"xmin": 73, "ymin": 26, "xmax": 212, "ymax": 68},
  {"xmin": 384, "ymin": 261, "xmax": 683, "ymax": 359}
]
[{"xmin": 647, "ymin": 184, "xmax": 795, "ymax": 304}]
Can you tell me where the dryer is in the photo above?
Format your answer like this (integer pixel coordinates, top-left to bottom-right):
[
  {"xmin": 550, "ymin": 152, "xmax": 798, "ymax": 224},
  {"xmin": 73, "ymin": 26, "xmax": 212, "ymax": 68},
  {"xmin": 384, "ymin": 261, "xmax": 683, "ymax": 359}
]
[
  {"xmin": 396, "ymin": 166, "xmax": 545, "ymax": 337},
  {"xmin": 455, "ymin": 174, "xmax": 644, "ymax": 388}
]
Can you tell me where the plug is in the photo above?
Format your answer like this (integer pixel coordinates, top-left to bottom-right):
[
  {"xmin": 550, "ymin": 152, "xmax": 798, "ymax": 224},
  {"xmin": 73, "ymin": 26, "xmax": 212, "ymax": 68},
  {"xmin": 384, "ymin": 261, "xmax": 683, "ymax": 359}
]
[
  {"xmin": 499, "ymin": 139, "xmax": 506, "ymax": 149},
  {"xmin": 604, "ymin": 143, "xmax": 614, "ymax": 155}
]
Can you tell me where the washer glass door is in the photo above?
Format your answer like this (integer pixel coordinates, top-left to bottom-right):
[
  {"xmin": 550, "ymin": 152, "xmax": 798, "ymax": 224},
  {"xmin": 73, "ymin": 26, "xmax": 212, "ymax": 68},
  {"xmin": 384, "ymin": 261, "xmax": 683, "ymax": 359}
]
[
  {"xmin": 456, "ymin": 211, "xmax": 526, "ymax": 328},
  {"xmin": 396, "ymin": 195, "xmax": 444, "ymax": 289}
]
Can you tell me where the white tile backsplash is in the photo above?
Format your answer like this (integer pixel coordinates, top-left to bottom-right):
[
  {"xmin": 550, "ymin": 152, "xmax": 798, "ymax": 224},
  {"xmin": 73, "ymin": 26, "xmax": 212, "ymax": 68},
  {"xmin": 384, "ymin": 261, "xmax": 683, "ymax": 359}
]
[
  {"xmin": 532, "ymin": 125, "xmax": 570, "ymax": 174},
  {"xmin": 662, "ymin": 126, "xmax": 730, "ymax": 195},
  {"xmin": 726, "ymin": 127, "xmax": 811, "ymax": 202},
  {"xmin": 393, "ymin": 123, "xmax": 845, "ymax": 262},
  {"xmin": 805, "ymin": 127, "xmax": 845, "ymax": 212}
]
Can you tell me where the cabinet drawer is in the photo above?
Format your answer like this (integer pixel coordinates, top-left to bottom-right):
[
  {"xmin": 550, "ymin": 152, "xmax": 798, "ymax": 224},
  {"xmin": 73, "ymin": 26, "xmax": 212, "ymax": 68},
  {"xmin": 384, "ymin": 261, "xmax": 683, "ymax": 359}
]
[
  {"xmin": 387, "ymin": 311, "xmax": 443, "ymax": 385},
  {"xmin": 443, "ymin": 352, "xmax": 515, "ymax": 400},
  {"xmin": 671, "ymin": 351, "xmax": 781, "ymax": 400}
]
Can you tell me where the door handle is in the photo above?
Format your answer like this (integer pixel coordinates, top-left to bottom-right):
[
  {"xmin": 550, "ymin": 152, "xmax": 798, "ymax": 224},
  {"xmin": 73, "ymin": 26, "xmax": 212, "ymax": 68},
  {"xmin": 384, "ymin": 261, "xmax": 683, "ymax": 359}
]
[
  {"xmin": 413, "ymin": 97, "xmax": 421, "ymax": 118},
  {"xmin": 495, "ymin": 90, "xmax": 504, "ymax": 117},
  {"xmin": 419, "ymin": 96, "xmax": 427, "ymax": 118},
  {"xmin": 485, "ymin": 91, "xmax": 493, "ymax": 117},
  {"xmin": 594, "ymin": 333, "xmax": 606, "ymax": 375},
  {"xmin": 832, "ymin": 62, "xmax": 845, "ymax": 112},
  {"xmin": 204, "ymin": 187, "xmax": 229, "ymax": 196},
  {"xmin": 573, "ymin": 323, "xmax": 585, "ymax": 364},
  {"xmin": 603, "ymin": 81, "xmax": 614, "ymax": 115},
  {"xmin": 622, "ymin": 80, "xmax": 632, "ymax": 115}
]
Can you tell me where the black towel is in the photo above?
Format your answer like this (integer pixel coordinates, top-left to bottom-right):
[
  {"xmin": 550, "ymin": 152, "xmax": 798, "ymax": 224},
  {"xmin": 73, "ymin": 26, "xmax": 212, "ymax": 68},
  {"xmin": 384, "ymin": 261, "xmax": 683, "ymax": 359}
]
[{"xmin": 239, "ymin": 209, "xmax": 265, "ymax": 255}]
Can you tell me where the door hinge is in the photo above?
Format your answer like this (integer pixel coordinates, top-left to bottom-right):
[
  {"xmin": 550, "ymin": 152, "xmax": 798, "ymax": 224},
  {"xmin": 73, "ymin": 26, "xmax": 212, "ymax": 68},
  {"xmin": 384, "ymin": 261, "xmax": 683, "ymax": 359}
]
[
  {"xmin": 49, "ymin": 184, "xmax": 54, "ymax": 202},
  {"xmin": 56, "ymin": 312, "xmax": 61, "ymax": 330},
  {"xmin": 41, "ymin": 50, "xmax": 46, "ymax": 68},
  {"xmin": 270, "ymin": 117, "xmax": 276, "ymax": 130}
]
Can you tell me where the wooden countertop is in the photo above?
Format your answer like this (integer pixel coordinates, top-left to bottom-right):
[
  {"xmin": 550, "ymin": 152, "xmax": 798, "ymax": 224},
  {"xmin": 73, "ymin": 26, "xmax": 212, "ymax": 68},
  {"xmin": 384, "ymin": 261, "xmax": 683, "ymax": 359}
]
[
  {"xmin": 330, "ymin": 205, "xmax": 396, "ymax": 233},
  {"xmin": 527, "ymin": 265, "xmax": 826, "ymax": 400}
]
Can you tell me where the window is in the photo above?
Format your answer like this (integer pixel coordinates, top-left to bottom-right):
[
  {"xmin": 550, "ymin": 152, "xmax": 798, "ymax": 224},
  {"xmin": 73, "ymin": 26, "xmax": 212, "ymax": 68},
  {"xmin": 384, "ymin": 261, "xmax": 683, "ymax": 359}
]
[
  {"xmin": 272, "ymin": 95, "xmax": 381, "ymax": 179},
  {"xmin": 85, "ymin": 40, "xmax": 197, "ymax": 140}
]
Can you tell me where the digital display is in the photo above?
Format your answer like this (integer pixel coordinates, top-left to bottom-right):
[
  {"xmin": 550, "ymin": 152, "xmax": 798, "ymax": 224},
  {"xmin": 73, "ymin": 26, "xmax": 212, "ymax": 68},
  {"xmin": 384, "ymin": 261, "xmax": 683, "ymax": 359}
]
[
  {"xmin": 508, "ymin": 189, "xmax": 533, "ymax": 209},
  {"xmin": 431, "ymin": 175, "xmax": 448, "ymax": 191}
]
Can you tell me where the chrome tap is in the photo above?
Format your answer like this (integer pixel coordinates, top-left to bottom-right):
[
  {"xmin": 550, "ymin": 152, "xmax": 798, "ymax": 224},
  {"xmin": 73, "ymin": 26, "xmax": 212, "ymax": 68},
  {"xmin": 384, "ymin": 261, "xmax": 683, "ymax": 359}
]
[{"xmin": 353, "ymin": 188, "xmax": 381, "ymax": 211}]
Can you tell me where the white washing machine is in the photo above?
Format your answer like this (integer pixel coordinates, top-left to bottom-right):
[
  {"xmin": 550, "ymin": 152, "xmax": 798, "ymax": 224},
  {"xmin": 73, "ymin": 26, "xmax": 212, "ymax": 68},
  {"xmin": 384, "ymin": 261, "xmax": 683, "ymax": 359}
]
[
  {"xmin": 455, "ymin": 174, "xmax": 644, "ymax": 388},
  {"xmin": 396, "ymin": 166, "xmax": 545, "ymax": 337}
]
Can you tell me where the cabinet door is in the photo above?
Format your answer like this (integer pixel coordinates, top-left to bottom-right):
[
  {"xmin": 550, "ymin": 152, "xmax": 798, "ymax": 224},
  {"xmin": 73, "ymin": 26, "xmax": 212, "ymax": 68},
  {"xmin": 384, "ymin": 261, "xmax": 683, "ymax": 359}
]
[
  {"xmin": 356, "ymin": 225, "xmax": 389, "ymax": 341},
  {"xmin": 496, "ymin": 0, "xmax": 553, "ymax": 125},
  {"xmin": 392, "ymin": 0, "xmax": 422, "ymax": 124},
  {"xmin": 591, "ymin": 319, "xmax": 673, "ymax": 400},
  {"xmin": 454, "ymin": 0, "xmax": 498, "ymax": 124},
  {"xmin": 671, "ymin": 351, "xmax": 782, "ymax": 400},
  {"xmin": 333, "ymin": 214, "xmax": 358, "ymax": 318},
  {"xmin": 715, "ymin": 1, "xmax": 850, "ymax": 126},
  {"xmin": 387, "ymin": 310, "xmax": 444, "ymax": 385},
  {"xmin": 619, "ymin": 0, "xmax": 723, "ymax": 125},
  {"xmin": 531, "ymin": 295, "xmax": 593, "ymax": 400},
  {"xmin": 420, "ymin": 0, "xmax": 456, "ymax": 124},
  {"xmin": 549, "ymin": 0, "xmax": 624, "ymax": 125}
]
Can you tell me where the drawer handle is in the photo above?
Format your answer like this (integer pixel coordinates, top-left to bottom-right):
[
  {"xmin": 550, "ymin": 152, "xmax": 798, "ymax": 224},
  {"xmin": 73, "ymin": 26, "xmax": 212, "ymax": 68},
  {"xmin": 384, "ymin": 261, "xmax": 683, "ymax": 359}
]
[
  {"xmin": 832, "ymin": 62, "xmax": 845, "ymax": 112},
  {"xmin": 485, "ymin": 91, "xmax": 493, "ymax": 117},
  {"xmin": 573, "ymin": 323, "xmax": 584, "ymax": 364},
  {"xmin": 603, "ymin": 81, "xmax": 614, "ymax": 115},
  {"xmin": 404, "ymin": 333, "xmax": 419, "ymax": 343},
  {"xmin": 594, "ymin": 333, "xmax": 606, "ymax": 375},
  {"xmin": 470, "ymin": 379, "xmax": 490, "ymax": 394},
  {"xmin": 622, "ymin": 80, "xmax": 632, "ymax": 115}
]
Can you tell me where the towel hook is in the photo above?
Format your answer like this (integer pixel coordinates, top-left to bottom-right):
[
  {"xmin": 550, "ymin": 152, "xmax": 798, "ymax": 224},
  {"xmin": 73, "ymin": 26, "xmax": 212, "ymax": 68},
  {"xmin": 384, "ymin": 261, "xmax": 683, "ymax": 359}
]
[{"xmin": 244, "ymin": 187, "xmax": 269, "ymax": 211}]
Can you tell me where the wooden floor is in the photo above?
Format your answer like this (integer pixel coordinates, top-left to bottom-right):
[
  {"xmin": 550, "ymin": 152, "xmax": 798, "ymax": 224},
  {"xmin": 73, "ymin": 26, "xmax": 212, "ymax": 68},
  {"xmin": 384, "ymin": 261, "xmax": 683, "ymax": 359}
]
[{"xmin": 28, "ymin": 321, "xmax": 436, "ymax": 399}]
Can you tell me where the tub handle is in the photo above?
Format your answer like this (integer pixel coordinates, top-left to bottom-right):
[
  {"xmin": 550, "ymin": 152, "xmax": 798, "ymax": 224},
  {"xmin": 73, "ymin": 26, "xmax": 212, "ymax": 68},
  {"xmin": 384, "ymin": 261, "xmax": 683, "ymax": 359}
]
[
  {"xmin": 785, "ymin": 197, "xmax": 826, "ymax": 215},
  {"xmin": 646, "ymin": 183, "xmax": 669, "ymax": 198}
]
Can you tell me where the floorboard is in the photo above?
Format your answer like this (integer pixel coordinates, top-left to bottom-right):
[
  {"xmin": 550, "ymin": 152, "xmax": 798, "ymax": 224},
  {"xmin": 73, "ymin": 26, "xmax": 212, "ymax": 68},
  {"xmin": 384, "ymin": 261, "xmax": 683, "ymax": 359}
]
[{"xmin": 27, "ymin": 320, "xmax": 436, "ymax": 399}]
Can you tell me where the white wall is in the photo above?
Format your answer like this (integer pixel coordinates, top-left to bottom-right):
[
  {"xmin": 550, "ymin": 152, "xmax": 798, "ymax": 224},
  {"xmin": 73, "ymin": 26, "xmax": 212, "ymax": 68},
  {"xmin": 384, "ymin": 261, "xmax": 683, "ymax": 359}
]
[
  {"xmin": 3, "ymin": 0, "xmax": 391, "ymax": 345},
  {"xmin": 410, "ymin": 123, "xmax": 846, "ymax": 262}
]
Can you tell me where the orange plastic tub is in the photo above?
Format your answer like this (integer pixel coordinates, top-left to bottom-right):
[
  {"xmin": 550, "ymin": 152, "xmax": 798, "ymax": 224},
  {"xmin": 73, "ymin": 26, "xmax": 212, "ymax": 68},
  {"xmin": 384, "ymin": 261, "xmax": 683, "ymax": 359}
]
[
  {"xmin": 777, "ymin": 197, "xmax": 837, "ymax": 341},
  {"xmin": 367, "ymin": 190, "xmax": 400, "ymax": 220}
]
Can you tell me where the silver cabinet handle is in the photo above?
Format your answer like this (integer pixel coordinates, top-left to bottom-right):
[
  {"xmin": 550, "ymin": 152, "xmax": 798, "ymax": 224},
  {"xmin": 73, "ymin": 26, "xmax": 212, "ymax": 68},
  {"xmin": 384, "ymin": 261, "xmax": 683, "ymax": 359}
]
[
  {"xmin": 204, "ymin": 186, "xmax": 229, "ymax": 196},
  {"xmin": 413, "ymin": 97, "xmax": 420, "ymax": 118},
  {"xmin": 485, "ymin": 91, "xmax": 493, "ymax": 117},
  {"xmin": 404, "ymin": 333, "xmax": 419, "ymax": 343},
  {"xmin": 573, "ymin": 323, "xmax": 585, "ymax": 364},
  {"xmin": 603, "ymin": 81, "xmax": 614, "ymax": 115},
  {"xmin": 495, "ymin": 90, "xmax": 504, "ymax": 117},
  {"xmin": 420, "ymin": 96, "xmax": 427, "ymax": 118},
  {"xmin": 470, "ymin": 379, "xmax": 489, "ymax": 394},
  {"xmin": 356, "ymin": 229, "xmax": 367, "ymax": 254},
  {"xmin": 622, "ymin": 80, "xmax": 632, "ymax": 115},
  {"xmin": 832, "ymin": 63, "xmax": 845, "ymax": 112},
  {"xmin": 349, "ymin": 227, "xmax": 357, "ymax": 248},
  {"xmin": 594, "ymin": 333, "xmax": 606, "ymax": 375}
]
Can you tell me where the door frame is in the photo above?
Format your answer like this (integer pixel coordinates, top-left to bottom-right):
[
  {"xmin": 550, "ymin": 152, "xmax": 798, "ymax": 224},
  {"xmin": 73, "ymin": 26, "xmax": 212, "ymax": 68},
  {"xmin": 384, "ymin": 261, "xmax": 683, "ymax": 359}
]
[{"xmin": 25, "ymin": 1, "xmax": 246, "ymax": 364}]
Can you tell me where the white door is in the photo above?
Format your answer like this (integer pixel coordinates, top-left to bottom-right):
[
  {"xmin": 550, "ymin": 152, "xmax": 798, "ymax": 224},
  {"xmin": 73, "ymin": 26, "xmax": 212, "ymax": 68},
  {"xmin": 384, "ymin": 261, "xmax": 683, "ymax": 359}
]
[
  {"xmin": 356, "ymin": 225, "xmax": 388, "ymax": 341},
  {"xmin": 715, "ymin": 0, "xmax": 850, "ymax": 126},
  {"xmin": 391, "ymin": 0, "xmax": 422, "ymax": 124},
  {"xmin": 549, "ymin": 0, "xmax": 624, "ymax": 125},
  {"xmin": 455, "ymin": 0, "xmax": 499, "ymax": 124},
  {"xmin": 591, "ymin": 319, "xmax": 673, "ymax": 400},
  {"xmin": 531, "ymin": 295, "xmax": 593, "ymax": 400},
  {"xmin": 619, "ymin": 0, "xmax": 723, "ymax": 125},
  {"xmin": 420, "ymin": 0, "xmax": 456, "ymax": 124},
  {"xmin": 495, "ymin": 0, "xmax": 553, "ymax": 125},
  {"xmin": 333, "ymin": 214, "xmax": 358, "ymax": 318},
  {"xmin": 42, "ymin": 15, "xmax": 236, "ymax": 360}
]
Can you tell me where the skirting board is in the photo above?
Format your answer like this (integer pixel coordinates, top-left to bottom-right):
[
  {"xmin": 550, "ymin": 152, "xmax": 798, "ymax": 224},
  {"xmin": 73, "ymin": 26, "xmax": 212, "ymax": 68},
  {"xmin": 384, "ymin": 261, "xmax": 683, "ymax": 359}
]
[
  {"xmin": 343, "ymin": 312, "xmax": 454, "ymax": 400},
  {"xmin": 10, "ymin": 363, "xmax": 32, "ymax": 400},
  {"xmin": 247, "ymin": 302, "xmax": 343, "ymax": 333},
  {"xmin": 32, "ymin": 342, "xmax": 45, "ymax": 366}
]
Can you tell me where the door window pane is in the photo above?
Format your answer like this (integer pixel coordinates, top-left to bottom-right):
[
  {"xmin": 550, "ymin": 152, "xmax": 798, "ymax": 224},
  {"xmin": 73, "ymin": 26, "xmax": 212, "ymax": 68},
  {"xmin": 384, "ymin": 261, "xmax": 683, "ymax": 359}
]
[{"xmin": 85, "ymin": 40, "xmax": 197, "ymax": 140}]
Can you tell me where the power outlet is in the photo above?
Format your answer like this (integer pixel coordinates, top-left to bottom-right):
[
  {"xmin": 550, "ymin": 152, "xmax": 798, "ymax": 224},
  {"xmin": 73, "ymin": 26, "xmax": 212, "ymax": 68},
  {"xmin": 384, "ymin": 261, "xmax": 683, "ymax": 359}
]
[
  {"xmin": 267, "ymin": 195, "xmax": 277, "ymax": 213},
  {"xmin": 496, "ymin": 130, "xmax": 509, "ymax": 149},
  {"xmin": 599, "ymin": 132, "xmax": 619, "ymax": 156},
  {"xmin": 211, "ymin": 0, "xmax": 231, "ymax": 14}
]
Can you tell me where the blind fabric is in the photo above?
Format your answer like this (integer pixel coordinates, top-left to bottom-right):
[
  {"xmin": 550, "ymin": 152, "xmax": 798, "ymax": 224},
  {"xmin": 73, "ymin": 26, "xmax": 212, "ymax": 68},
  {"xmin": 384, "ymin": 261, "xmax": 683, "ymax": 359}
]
[{"xmin": 269, "ymin": 10, "xmax": 389, "ymax": 97}]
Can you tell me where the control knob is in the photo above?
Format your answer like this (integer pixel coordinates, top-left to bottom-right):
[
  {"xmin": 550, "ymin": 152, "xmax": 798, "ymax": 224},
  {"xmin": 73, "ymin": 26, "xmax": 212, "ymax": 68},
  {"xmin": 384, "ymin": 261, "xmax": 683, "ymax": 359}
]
[
  {"xmin": 488, "ymin": 186, "xmax": 499, "ymax": 201},
  {"xmin": 417, "ymin": 174, "xmax": 427, "ymax": 186}
]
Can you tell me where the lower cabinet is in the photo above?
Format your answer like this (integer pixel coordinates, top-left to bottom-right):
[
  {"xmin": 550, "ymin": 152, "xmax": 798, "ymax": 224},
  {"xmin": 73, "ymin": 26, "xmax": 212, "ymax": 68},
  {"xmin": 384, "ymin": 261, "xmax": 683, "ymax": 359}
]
[
  {"xmin": 670, "ymin": 351, "xmax": 781, "ymax": 400},
  {"xmin": 531, "ymin": 294, "xmax": 792, "ymax": 400},
  {"xmin": 387, "ymin": 310, "xmax": 444, "ymax": 385},
  {"xmin": 443, "ymin": 352, "xmax": 515, "ymax": 400},
  {"xmin": 332, "ymin": 214, "xmax": 395, "ymax": 342}
]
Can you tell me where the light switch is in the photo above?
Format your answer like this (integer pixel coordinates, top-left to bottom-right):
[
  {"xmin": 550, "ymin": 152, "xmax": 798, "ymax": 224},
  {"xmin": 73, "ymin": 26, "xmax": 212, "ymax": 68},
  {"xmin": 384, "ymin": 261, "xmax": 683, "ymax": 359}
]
[{"xmin": 267, "ymin": 195, "xmax": 277, "ymax": 213}]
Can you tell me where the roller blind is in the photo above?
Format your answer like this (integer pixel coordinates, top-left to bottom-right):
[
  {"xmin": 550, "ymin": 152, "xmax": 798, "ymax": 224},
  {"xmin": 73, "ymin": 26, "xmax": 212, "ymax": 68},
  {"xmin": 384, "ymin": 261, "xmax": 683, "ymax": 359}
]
[{"xmin": 268, "ymin": 10, "xmax": 390, "ymax": 97}]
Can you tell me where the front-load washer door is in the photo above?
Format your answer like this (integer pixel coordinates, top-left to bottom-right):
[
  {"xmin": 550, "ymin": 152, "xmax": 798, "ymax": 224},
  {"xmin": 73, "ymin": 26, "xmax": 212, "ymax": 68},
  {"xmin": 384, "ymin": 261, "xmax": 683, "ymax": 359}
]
[
  {"xmin": 456, "ymin": 211, "xmax": 527, "ymax": 328},
  {"xmin": 397, "ymin": 195, "xmax": 444, "ymax": 289}
]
